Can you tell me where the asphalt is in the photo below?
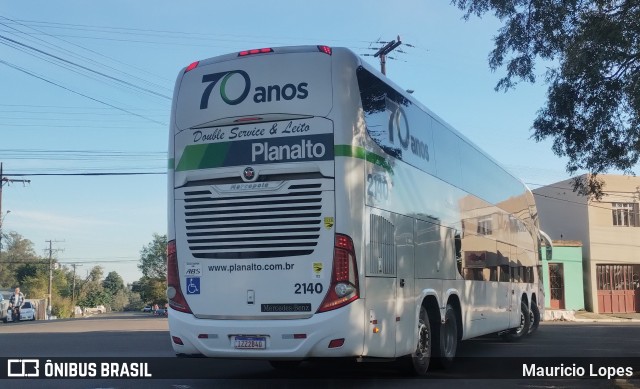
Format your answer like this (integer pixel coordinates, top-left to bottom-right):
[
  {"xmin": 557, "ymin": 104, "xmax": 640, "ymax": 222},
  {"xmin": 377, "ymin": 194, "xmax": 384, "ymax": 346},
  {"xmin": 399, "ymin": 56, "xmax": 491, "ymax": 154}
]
[{"xmin": 547, "ymin": 310, "xmax": 640, "ymax": 389}]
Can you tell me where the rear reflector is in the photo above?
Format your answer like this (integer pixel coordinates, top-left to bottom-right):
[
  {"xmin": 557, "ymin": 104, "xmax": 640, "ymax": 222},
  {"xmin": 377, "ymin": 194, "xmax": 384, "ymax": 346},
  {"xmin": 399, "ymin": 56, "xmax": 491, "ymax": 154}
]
[
  {"xmin": 328, "ymin": 338, "xmax": 345, "ymax": 348},
  {"xmin": 172, "ymin": 336, "xmax": 184, "ymax": 345},
  {"xmin": 239, "ymin": 48, "xmax": 273, "ymax": 56}
]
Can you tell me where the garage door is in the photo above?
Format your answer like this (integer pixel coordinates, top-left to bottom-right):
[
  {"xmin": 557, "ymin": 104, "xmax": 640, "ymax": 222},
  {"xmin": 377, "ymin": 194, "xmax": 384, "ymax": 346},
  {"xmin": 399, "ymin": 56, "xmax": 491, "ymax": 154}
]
[{"xmin": 596, "ymin": 265, "xmax": 640, "ymax": 313}]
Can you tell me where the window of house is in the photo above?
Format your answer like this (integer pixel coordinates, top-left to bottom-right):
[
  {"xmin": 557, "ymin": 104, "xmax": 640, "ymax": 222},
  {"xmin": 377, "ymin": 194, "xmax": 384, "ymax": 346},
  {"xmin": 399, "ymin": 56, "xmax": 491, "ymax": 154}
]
[
  {"xmin": 612, "ymin": 203, "xmax": 638, "ymax": 227},
  {"xmin": 477, "ymin": 217, "xmax": 493, "ymax": 235}
]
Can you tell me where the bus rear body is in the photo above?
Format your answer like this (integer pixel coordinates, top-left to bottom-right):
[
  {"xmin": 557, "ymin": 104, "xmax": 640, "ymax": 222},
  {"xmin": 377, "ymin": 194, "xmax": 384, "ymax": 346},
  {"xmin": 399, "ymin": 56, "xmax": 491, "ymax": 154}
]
[
  {"xmin": 168, "ymin": 45, "xmax": 544, "ymax": 368},
  {"xmin": 168, "ymin": 46, "xmax": 368, "ymax": 359}
]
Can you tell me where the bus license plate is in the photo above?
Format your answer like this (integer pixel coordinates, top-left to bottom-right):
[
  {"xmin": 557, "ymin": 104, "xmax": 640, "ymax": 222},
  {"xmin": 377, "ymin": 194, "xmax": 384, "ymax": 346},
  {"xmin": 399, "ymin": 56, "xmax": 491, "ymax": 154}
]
[{"xmin": 234, "ymin": 336, "xmax": 266, "ymax": 349}]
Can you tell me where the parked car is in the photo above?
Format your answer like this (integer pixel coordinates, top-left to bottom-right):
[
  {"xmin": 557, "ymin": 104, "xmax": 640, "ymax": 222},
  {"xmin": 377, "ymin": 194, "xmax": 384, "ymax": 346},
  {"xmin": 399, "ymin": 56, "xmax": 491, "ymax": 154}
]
[
  {"xmin": 83, "ymin": 305, "xmax": 106, "ymax": 315},
  {"xmin": 0, "ymin": 295, "xmax": 8, "ymax": 322},
  {"xmin": 19, "ymin": 301, "xmax": 36, "ymax": 321},
  {"xmin": 142, "ymin": 305, "xmax": 152, "ymax": 313},
  {"xmin": 153, "ymin": 308, "xmax": 167, "ymax": 317}
]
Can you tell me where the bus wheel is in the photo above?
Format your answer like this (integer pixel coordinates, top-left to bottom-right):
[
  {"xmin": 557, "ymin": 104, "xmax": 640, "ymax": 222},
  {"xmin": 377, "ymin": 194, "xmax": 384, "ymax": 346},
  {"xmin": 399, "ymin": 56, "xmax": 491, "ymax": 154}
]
[
  {"xmin": 502, "ymin": 301, "xmax": 531, "ymax": 342},
  {"xmin": 398, "ymin": 305, "xmax": 431, "ymax": 375},
  {"xmin": 268, "ymin": 360, "xmax": 301, "ymax": 370},
  {"xmin": 433, "ymin": 304, "xmax": 458, "ymax": 369},
  {"xmin": 528, "ymin": 303, "xmax": 540, "ymax": 335}
]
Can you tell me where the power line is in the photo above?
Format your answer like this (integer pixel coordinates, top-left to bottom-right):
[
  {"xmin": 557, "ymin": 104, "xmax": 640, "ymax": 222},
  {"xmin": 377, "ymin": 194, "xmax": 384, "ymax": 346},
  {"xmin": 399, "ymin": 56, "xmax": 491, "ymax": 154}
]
[
  {"xmin": 0, "ymin": 59, "xmax": 166, "ymax": 126},
  {"xmin": 6, "ymin": 18, "xmax": 373, "ymax": 46},
  {"xmin": 0, "ymin": 124, "xmax": 164, "ymax": 129},
  {"xmin": 0, "ymin": 36, "xmax": 167, "ymax": 102},
  {"xmin": 0, "ymin": 16, "xmax": 173, "ymax": 89},
  {"xmin": 0, "ymin": 33, "xmax": 171, "ymax": 100},
  {"xmin": 0, "ymin": 103, "xmax": 166, "ymax": 110},
  {"xmin": 5, "ymin": 172, "xmax": 166, "ymax": 177}
]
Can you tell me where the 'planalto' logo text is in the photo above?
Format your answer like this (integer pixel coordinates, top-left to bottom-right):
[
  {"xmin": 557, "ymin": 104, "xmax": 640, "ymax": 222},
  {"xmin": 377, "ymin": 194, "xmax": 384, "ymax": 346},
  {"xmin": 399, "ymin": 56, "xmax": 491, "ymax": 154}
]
[{"xmin": 251, "ymin": 139, "xmax": 326, "ymax": 162}]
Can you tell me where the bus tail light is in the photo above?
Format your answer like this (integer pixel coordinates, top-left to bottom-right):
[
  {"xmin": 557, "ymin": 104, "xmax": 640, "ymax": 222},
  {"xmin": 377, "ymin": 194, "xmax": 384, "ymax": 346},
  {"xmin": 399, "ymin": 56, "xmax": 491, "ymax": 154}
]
[
  {"xmin": 184, "ymin": 61, "xmax": 199, "ymax": 73},
  {"xmin": 317, "ymin": 45, "xmax": 332, "ymax": 55},
  {"xmin": 167, "ymin": 239, "xmax": 193, "ymax": 314},
  {"xmin": 239, "ymin": 48, "xmax": 273, "ymax": 56},
  {"xmin": 317, "ymin": 234, "xmax": 359, "ymax": 313}
]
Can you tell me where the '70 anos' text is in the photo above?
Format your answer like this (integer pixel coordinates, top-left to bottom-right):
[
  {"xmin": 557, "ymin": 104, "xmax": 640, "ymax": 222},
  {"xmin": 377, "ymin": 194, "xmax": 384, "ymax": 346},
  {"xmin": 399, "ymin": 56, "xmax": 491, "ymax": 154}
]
[{"xmin": 523, "ymin": 364, "xmax": 633, "ymax": 379}]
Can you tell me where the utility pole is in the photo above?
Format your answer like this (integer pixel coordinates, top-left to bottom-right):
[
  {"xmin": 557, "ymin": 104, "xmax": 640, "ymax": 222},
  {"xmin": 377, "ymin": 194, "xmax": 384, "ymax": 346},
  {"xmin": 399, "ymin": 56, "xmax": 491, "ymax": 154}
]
[
  {"xmin": 71, "ymin": 263, "xmax": 82, "ymax": 317},
  {"xmin": 374, "ymin": 35, "xmax": 402, "ymax": 75},
  {"xmin": 0, "ymin": 163, "xmax": 30, "ymax": 253},
  {"xmin": 44, "ymin": 240, "xmax": 64, "ymax": 319}
]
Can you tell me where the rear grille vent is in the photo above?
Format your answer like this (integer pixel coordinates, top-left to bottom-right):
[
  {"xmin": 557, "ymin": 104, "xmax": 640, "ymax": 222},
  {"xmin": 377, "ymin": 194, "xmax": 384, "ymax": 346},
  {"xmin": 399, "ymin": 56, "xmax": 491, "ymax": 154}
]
[
  {"xmin": 183, "ymin": 183, "xmax": 323, "ymax": 259},
  {"xmin": 369, "ymin": 214, "xmax": 396, "ymax": 275}
]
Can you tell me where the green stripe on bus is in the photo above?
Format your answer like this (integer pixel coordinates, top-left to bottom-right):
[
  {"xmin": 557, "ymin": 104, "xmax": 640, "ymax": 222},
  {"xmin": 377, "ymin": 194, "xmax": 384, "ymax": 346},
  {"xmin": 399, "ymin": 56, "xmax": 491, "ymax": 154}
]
[
  {"xmin": 334, "ymin": 145, "xmax": 393, "ymax": 173},
  {"xmin": 175, "ymin": 143, "xmax": 391, "ymax": 172},
  {"xmin": 176, "ymin": 143, "xmax": 231, "ymax": 171}
]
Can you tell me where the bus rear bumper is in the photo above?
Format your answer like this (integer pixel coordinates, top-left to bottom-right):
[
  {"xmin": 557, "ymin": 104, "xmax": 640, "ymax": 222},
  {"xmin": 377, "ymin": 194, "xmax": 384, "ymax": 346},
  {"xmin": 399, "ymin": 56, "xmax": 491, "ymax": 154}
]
[{"xmin": 168, "ymin": 300, "xmax": 365, "ymax": 359}]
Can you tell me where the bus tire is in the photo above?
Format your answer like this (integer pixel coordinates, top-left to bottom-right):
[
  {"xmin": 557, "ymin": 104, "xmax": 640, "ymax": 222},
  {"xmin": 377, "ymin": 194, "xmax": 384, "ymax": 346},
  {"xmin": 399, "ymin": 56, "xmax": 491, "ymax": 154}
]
[
  {"xmin": 528, "ymin": 302, "xmax": 540, "ymax": 335},
  {"xmin": 398, "ymin": 305, "xmax": 431, "ymax": 376},
  {"xmin": 268, "ymin": 360, "xmax": 301, "ymax": 370},
  {"xmin": 433, "ymin": 304, "xmax": 458, "ymax": 369},
  {"xmin": 502, "ymin": 301, "xmax": 531, "ymax": 342}
]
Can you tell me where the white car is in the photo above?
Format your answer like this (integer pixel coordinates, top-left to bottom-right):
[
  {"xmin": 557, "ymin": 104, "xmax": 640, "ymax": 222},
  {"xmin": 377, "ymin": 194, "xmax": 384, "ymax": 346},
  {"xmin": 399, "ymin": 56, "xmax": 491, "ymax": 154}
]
[
  {"xmin": 0, "ymin": 295, "xmax": 8, "ymax": 322},
  {"xmin": 19, "ymin": 301, "xmax": 36, "ymax": 321}
]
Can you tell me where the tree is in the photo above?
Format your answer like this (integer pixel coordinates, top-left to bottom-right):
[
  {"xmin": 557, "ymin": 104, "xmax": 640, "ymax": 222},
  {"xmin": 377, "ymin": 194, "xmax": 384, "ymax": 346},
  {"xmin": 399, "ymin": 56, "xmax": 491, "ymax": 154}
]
[
  {"xmin": 78, "ymin": 265, "xmax": 111, "ymax": 308},
  {"xmin": 135, "ymin": 276, "xmax": 167, "ymax": 305},
  {"xmin": 453, "ymin": 0, "xmax": 640, "ymax": 196},
  {"xmin": 110, "ymin": 289, "xmax": 130, "ymax": 311},
  {"xmin": 138, "ymin": 233, "xmax": 167, "ymax": 280},
  {"xmin": 101, "ymin": 271, "xmax": 128, "ymax": 311},
  {"xmin": 102, "ymin": 271, "xmax": 125, "ymax": 295},
  {"xmin": 87, "ymin": 266, "xmax": 104, "ymax": 283},
  {"xmin": 0, "ymin": 232, "xmax": 42, "ymax": 288}
]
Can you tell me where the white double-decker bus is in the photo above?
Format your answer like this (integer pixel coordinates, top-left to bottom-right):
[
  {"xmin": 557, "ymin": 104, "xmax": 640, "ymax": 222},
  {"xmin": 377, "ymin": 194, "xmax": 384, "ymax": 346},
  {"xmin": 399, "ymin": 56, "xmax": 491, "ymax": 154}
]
[{"xmin": 167, "ymin": 45, "xmax": 549, "ymax": 375}]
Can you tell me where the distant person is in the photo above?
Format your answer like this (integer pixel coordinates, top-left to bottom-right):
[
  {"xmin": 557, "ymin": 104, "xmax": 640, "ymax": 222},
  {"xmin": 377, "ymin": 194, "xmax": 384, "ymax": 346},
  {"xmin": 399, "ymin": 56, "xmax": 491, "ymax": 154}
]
[{"xmin": 9, "ymin": 287, "xmax": 25, "ymax": 321}]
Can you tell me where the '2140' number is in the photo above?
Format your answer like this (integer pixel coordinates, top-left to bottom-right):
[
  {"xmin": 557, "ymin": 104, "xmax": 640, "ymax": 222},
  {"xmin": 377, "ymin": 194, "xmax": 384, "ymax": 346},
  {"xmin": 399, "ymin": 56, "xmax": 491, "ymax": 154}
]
[{"xmin": 294, "ymin": 283, "xmax": 323, "ymax": 294}]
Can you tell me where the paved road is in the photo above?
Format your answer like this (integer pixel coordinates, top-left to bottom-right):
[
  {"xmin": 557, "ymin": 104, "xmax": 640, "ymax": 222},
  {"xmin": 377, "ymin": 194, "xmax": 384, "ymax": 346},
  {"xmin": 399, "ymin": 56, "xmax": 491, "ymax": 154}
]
[
  {"xmin": 1, "ymin": 313, "xmax": 639, "ymax": 388},
  {"xmin": 1, "ymin": 312, "xmax": 172, "ymax": 357}
]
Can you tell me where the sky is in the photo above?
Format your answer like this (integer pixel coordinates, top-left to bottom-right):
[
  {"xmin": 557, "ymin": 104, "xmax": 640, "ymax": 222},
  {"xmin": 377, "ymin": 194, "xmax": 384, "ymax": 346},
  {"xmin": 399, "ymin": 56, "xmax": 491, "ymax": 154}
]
[{"xmin": 0, "ymin": 0, "xmax": 613, "ymax": 284}]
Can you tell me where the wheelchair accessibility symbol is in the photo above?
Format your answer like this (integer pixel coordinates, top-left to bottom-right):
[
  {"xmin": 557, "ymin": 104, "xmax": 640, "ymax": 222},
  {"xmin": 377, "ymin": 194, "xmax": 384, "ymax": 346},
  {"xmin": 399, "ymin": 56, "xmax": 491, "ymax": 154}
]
[{"xmin": 186, "ymin": 277, "xmax": 200, "ymax": 295}]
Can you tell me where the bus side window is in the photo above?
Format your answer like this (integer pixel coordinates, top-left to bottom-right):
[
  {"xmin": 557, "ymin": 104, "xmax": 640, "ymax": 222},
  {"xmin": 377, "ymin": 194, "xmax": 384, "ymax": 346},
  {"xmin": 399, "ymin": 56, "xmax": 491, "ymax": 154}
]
[{"xmin": 499, "ymin": 265, "xmax": 510, "ymax": 282}]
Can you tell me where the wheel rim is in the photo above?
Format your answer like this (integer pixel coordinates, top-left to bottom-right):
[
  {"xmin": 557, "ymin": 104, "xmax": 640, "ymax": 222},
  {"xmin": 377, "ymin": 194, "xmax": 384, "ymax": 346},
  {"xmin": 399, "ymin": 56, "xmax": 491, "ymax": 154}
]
[
  {"xmin": 515, "ymin": 311, "xmax": 525, "ymax": 334},
  {"xmin": 416, "ymin": 321, "xmax": 429, "ymax": 359}
]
